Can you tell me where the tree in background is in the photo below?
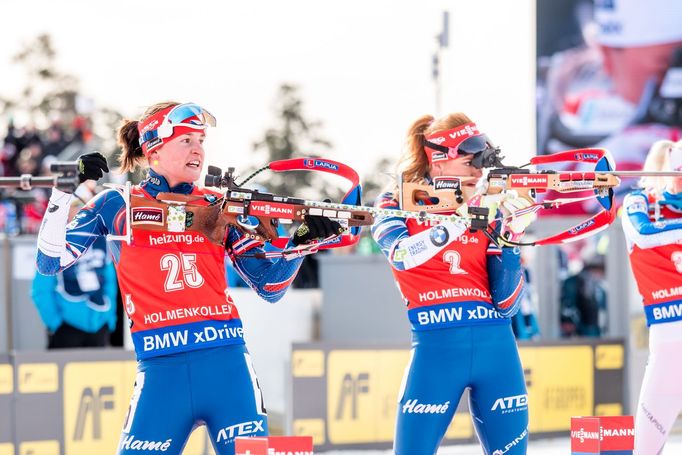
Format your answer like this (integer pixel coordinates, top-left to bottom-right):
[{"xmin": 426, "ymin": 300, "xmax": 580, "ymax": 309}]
[
  {"xmin": 0, "ymin": 33, "xmax": 122, "ymax": 162},
  {"xmin": 251, "ymin": 83, "xmax": 338, "ymax": 201},
  {"xmin": 361, "ymin": 156, "xmax": 395, "ymax": 205}
]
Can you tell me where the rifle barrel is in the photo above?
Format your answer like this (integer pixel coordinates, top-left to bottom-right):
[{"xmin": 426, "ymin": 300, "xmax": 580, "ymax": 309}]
[{"xmin": 599, "ymin": 171, "xmax": 682, "ymax": 177}]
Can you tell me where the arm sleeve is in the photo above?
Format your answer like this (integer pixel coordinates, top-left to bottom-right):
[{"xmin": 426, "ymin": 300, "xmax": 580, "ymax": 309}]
[
  {"xmin": 30, "ymin": 272, "xmax": 62, "ymax": 332},
  {"xmin": 36, "ymin": 189, "xmax": 123, "ymax": 275},
  {"xmin": 371, "ymin": 193, "xmax": 467, "ymax": 271},
  {"xmin": 227, "ymin": 227, "xmax": 304, "ymax": 303},
  {"xmin": 486, "ymin": 247, "xmax": 524, "ymax": 318},
  {"xmin": 622, "ymin": 191, "xmax": 682, "ymax": 249}
]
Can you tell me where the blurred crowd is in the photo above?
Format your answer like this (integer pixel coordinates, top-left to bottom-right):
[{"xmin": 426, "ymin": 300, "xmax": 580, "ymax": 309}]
[{"xmin": 0, "ymin": 116, "xmax": 93, "ymax": 234}]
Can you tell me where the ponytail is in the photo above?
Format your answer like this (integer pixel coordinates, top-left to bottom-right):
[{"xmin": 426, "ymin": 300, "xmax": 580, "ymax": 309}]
[
  {"xmin": 117, "ymin": 119, "xmax": 144, "ymax": 173},
  {"xmin": 396, "ymin": 115, "xmax": 434, "ymax": 187}
]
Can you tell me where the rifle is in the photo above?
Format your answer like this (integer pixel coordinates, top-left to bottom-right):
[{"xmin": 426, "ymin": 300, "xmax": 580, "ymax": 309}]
[
  {"xmin": 107, "ymin": 158, "xmax": 472, "ymax": 257},
  {"xmin": 0, "ymin": 162, "xmax": 80, "ymax": 192},
  {"xmin": 400, "ymin": 148, "xmax": 682, "ymax": 246}
]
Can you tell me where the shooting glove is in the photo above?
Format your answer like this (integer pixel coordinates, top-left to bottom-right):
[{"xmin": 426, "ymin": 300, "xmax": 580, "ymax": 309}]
[
  {"xmin": 292, "ymin": 214, "xmax": 344, "ymax": 246},
  {"xmin": 499, "ymin": 192, "xmax": 536, "ymax": 243},
  {"xmin": 459, "ymin": 194, "xmax": 505, "ymax": 226},
  {"xmin": 77, "ymin": 152, "xmax": 109, "ymax": 184}
]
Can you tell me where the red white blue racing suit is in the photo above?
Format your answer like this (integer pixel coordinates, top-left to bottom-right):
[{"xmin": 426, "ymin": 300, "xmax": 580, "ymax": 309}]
[
  {"xmin": 36, "ymin": 170, "xmax": 303, "ymax": 455},
  {"xmin": 622, "ymin": 189, "xmax": 682, "ymax": 454},
  {"xmin": 372, "ymin": 193, "xmax": 528, "ymax": 455}
]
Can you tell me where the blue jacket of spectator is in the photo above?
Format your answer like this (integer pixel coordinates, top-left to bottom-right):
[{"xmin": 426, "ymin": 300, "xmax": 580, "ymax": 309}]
[{"xmin": 31, "ymin": 237, "xmax": 117, "ymax": 333}]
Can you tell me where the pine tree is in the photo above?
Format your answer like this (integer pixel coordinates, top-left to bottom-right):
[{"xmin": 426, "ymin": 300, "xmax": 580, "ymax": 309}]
[{"xmin": 251, "ymin": 84, "xmax": 336, "ymax": 200}]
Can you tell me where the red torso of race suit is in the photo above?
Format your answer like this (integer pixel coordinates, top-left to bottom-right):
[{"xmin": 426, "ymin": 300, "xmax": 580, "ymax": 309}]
[
  {"xmin": 629, "ymin": 194, "xmax": 682, "ymax": 325},
  {"xmin": 393, "ymin": 218, "xmax": 493, "ymax": 310},
  {"xmin": 118, "ymin": 186, "xmax": 243, "ymax": 359}
]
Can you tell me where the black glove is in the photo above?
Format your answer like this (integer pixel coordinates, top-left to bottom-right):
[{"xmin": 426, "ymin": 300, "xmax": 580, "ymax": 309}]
[
  {"xmin": 292, "ymin": 214, "xmax": 344, "ymax": 246},
  {"xmin": 78, "ymin": 152, "xmax": 109, "ymax": 184}
]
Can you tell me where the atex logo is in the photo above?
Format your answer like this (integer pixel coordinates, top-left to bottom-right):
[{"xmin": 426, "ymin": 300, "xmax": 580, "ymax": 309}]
[
  {"xmin": 216, "ymin": 419, "xmax": 265, "ymax": 443},
  {"xmin": 490, "ymin": 394, "xmax": 528, "ymax": 413}
]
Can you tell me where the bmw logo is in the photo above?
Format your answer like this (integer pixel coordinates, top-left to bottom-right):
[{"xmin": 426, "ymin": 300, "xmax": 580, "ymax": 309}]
[{"xmin": 430, "ymin": 225, "xmax": 449, "ymax": 247}]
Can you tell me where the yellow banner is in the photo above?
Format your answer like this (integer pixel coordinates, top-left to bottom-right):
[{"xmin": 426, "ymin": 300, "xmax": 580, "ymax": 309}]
[
  {"xmin": 63, "ymin": 361, "xmax": 136, "ymax": 455},
  {"xmin": 18, "ymin": 363, "xmax": 58, "ymax": 394},
  {"xmin": 0, "ymin": 365, "xmax": 12, "ymax": 395},
  {"xmin": 326, "ymin": 350, "xmax": 409, "ymax": 444},
  {"xmin": 520, "ymin": 345, "xmax": 594, "ymax": 432}
]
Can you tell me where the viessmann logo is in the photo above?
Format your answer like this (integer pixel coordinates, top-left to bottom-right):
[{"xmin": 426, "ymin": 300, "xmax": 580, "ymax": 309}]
[
  {"xmin": 132, "ymin": 207, "xmax": 164, "ymax": 226},
  {"xmin": 509, "ymin": 175, "xmax": 548, "ymax": 187},
  {"xmin": 571, "ymin": 427, "xmax": 599, "ymax": 443},
  {"xmin": 250, "ymin": 203, "xmax": 294, "ymax": 216},
  {"xmin": 448, "ymin": 124, "xmax": 478, "ymax": 138}
]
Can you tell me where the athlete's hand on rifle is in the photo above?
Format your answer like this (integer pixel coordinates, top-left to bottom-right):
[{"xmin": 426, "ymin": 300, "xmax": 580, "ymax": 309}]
[
  {"xmin": 77, "ymin": 152, "xmax": 109, "ymax": 184},
  {"xmin": 458, "ymin": 194, "xmax": 506, "ymax": 226},
  {"xmin": 499, "ymin": 192, "xmax": 536, "ymax": 244},
  {"xmin": 292, "ymin": 214, "xmax": 344, "ymax": 246}
]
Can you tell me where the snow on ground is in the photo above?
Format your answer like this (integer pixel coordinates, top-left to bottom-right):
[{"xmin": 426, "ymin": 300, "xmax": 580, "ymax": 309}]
[{"xmin": 319, "ymin": 433, "xmax": 682, "ymax": 454}]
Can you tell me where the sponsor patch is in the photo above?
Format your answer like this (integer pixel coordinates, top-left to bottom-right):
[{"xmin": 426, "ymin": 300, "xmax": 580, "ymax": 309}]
[
  {"xmin": 132, "ymin": 207, "xmax": 164, "ymax": 226},
  {"xmin": 433, "ymin": 177, "xmax": 461, "ymax": 192},
  {"xmin": 429, "ymin": 225, "xmax": 449, "ymax": 247},
  {"xmin": 509, "ymin": 174, "xmax": 549, "ymax": 188}
]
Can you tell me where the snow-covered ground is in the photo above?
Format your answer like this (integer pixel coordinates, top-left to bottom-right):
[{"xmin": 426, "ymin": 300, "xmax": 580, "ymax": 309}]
[{"xmin": 319, "ymin": 434, "xmax": 682, "ymax": 454}]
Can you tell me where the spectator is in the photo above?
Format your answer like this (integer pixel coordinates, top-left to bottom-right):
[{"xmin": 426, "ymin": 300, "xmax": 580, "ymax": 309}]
[
  {"xmin": 537, "ymin": 0, "xmax": 682, "ymax": 214},
  {"xmin": 31, "ymin": 187, "xmax": 117, "ymax": 348},
  {"xmin": 559, "ymin": 254, "xmax": 607, "ymax": 337},
  {"xmin": 42, "ymin": 121, "xmax": 69, "ymax": 157}
]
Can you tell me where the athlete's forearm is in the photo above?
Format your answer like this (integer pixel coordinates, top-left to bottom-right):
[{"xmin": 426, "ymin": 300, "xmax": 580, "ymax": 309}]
[
  {"xmin": 371, "ymin": 195, "xmax": 467, "ymax": 271},
  {"xmin": 233, "ymin": 241, "xmax": 304, "ymax": 303},
  {"xmin": 487, "ymin": 247, "xmax": 524, "ymax": 317},
  {"xmin": 36, "ymin": 189, "xmax": 76, "ymax": 274},
  {"xmin": 623, "ymin": 193, "xmax": 682, "ymax": 249}
]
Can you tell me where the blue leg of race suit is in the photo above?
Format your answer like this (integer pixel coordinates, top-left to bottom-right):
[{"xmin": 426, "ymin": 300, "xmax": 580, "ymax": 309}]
[
  {"xmin": 394, "ymin": 324, "xmax": 528, "ymax": 455},
  {"xmin": 118, "ymin": 345, "xmax": 268, "ymax": 455},
  {"xmin": 469, "ymin": 325, "xmax": 528, "ymax": 455}
]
